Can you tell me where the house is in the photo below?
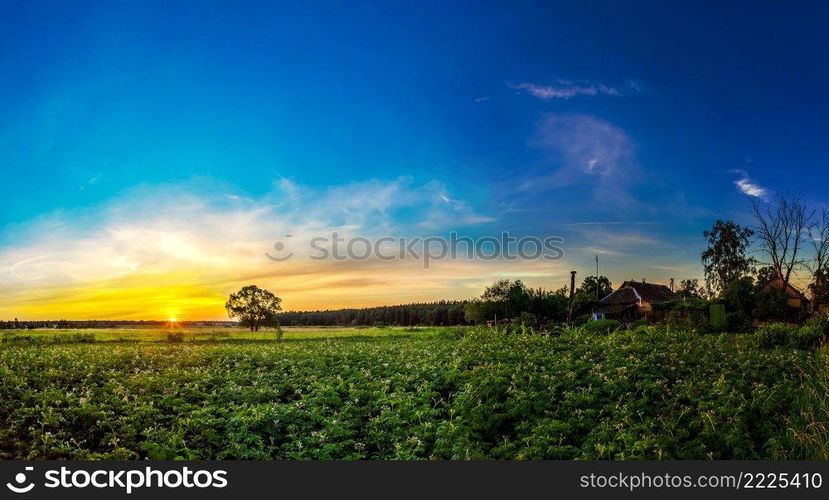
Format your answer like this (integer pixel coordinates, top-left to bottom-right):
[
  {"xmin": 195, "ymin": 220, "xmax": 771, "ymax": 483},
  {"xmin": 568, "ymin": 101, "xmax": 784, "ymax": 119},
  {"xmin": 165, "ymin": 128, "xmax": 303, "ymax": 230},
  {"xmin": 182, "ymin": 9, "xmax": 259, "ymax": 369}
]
[
  {"xmin": 592, "ymin": 280, "xmax": 677, "ymax": 323},
  {"xmin": 762, "ymin": 278, "xmax": 809, "ymax": 311}
]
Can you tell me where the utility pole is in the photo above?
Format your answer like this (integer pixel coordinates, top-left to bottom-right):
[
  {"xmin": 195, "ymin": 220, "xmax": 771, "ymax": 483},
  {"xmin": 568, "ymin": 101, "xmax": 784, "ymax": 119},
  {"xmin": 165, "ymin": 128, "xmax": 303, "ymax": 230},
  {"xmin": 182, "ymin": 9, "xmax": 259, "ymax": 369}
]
[
  {"xmin": 595, "ymin": 255, "xmax": 600, "ymax": 300},
  {"xmin": 670, "ymin": 277, "xmax": 674, "ymax": 292},
  {"xmin": 567, "ymin": 270, "xmax": 577, "ymax": 326}
]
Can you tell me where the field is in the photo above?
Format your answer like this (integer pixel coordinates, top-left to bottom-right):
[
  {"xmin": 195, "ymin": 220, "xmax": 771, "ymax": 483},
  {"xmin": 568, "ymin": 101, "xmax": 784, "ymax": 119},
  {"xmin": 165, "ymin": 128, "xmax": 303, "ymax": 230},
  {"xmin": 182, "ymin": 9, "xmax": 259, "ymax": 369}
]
[{"xmin": 1, "ymin": 326, "xmax": 827, "ymax": 460}]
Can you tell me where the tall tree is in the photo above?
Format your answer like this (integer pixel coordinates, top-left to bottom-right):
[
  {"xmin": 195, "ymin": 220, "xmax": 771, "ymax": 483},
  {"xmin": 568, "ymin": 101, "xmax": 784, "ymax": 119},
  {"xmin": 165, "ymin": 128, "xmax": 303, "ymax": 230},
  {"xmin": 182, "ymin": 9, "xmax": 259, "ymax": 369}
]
[
  {"xmin": 576, "ymin": 275, "xmax": 613, "ymax": 301},
  {"xmin": 751, "ymin": 193, "xmax": 814, "ymax": 286},
  {"xmin": 754, "ymin": 265, "xmax": 778, "ymax": 290},
  {"xmin": 573, "ymin": 275, "xmax": 613, "ymax": 313},
  {"xmin": 701, "ymin": 220, "xmax": 755, "ymax": 295},
  {"xmin": 675, "ymin": 278, "xmax": 703, "ymax": 299},
  {"xmin": 225, "ymin": 285, "xmax": 283, "ymax": 332}
]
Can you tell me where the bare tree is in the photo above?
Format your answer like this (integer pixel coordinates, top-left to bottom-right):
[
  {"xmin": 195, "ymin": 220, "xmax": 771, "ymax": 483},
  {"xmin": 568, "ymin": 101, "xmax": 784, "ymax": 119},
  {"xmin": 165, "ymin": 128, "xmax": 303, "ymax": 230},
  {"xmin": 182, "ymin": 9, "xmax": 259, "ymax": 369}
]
[
  {"xmin": 750, "ymin": 193, "xmax": 814, "ymax": 287},
  {"xmin": 807, "ymin": 208, "xmax": 829, "ymax": 308}
]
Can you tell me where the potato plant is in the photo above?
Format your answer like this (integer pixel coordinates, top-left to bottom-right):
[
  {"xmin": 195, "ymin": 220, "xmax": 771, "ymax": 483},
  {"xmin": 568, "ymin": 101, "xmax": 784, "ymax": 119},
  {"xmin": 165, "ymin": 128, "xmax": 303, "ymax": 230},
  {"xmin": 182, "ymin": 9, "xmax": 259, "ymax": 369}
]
[{"xmin": 0, "ymin": 327, "xmax": 824, "ymax": 459}]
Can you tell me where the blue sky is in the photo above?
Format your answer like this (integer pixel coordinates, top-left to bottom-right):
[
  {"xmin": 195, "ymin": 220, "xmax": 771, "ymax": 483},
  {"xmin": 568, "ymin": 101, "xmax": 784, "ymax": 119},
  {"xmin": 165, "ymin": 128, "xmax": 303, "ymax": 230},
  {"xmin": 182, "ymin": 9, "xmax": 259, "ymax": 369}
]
[{"xmin": 2, "ymin": 1, "xmax": 828, "ymax": 318}]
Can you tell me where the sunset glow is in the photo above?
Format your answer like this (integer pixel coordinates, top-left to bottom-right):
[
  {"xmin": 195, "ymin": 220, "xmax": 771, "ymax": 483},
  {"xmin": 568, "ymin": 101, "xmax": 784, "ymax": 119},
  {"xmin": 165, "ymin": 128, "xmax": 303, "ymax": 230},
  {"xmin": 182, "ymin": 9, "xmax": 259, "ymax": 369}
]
[{"xmin": 2, "ymin": 2, "xmax": 827, "ymax": 320}]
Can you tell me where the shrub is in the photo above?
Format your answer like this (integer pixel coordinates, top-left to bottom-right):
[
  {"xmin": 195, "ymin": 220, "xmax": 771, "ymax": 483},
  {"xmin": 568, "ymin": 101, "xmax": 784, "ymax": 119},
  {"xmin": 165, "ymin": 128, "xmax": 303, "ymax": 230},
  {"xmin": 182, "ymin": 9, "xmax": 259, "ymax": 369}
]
[
  {"xmin": 66, "ymin": 332, "xmax": 96, "ymax": 343},
  {"xmin": 790, "ymin": 320, "xmax": 826, "ymax": 349},
  {"xmin": 805, "ymin": 316, "xmax": 829, "ymax": 335},
  {"xmin": 519, "ymin": 311, "xmax": 537, "ymax": 328},
  {"xmin": 756, "ymin": 323, "xmax": 797, "ymax": 348},
  {"xmin": 629, "ymin": 318, "xmax": 649, "ymax": 329},
  {"xmin": 582, "ymin": 318, "xmax": 621, "ymax": 335},
  {"xmin": 166, "ymin": 332, "xmax": 185, "ymax": 343}
]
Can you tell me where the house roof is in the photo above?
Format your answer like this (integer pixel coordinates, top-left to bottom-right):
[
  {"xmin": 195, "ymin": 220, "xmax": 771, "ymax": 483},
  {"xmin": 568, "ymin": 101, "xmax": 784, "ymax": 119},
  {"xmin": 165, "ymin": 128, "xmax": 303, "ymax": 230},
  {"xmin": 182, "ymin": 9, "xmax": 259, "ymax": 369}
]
[
  {"xmin": 597, "ymin": 280, "xmax": 677, "ymax": 306},
  {"xmin": 593, "ymin": 303, "xmax": 637, "ymax": 315},
  {"xmin": 762, "ymin": 278, "xmax": 807, "ymax": 299}
]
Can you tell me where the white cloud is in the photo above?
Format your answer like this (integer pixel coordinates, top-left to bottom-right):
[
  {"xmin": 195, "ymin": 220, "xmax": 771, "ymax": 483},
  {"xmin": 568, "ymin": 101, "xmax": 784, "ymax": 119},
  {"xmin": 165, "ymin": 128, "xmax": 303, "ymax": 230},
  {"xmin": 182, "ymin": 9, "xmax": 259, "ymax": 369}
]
[
  {"xmin": 508, "ymin": 79, "xmax": 640, "ymax": 100},
  {"xmin": 730, "ymin": 169, "xmax": 767, "ymax": 198}
]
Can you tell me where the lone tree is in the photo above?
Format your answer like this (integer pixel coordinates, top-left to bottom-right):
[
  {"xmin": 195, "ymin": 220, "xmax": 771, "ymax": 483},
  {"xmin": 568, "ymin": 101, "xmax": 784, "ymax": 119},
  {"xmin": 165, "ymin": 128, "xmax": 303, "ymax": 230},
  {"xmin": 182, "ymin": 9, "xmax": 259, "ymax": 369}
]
[
  {"xmin": 225, "ymin": 285, "xmax": 282, "ymax": 332},
  {"xmin": 701, "ymin": 220, "xmax": 755, "ymax": 295}
]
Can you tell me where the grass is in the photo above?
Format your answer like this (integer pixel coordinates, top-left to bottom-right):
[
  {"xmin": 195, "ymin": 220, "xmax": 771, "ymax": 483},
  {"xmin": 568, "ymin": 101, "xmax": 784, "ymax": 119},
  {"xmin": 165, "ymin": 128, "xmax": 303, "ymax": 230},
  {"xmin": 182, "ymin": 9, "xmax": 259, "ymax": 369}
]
[
  {"xmin": 0, "ymin": 325, "xmax": 425, "ymax": 343},
  {"xmin": 791, "ymin": 345, "xmax": 829, "ymax": 459}
]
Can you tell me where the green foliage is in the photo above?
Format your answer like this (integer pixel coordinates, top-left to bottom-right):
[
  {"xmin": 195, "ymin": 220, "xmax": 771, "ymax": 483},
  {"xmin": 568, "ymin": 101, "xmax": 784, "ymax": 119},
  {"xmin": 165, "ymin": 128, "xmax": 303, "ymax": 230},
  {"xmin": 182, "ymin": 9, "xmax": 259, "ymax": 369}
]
[
  {"xmin": 720, "ymin": 277, "xmax": 757, "ymax": 331},
  {"xmin": 581, "ymin": 318, "xmax": 622, "ymax": 335},
  {"xmin": 277, "ymin": 300, "xmax": 469, "ymax": 327},
  {"xmin": 756, "ymin": 323, "xmax": 794, "ymax": 348},
  {"xmin": 226, "ymin": 285, "xmax": 283, "ymax": 332},
  {"xmin": 166, "ymin": 331, "xmax": 185, "ymax": 343},
  {"xmin": 464, "ymin": 279, "xmax": 567, "ymax": 324},
  {"xmin": 755, "ymin": 266, "xmax": 778, "ymax": 290},
  {"xmin": 628, "ymin": 318, "xmax": 649, "ymax": 329},
  {"xmin": 675, "ymin": 279, "xmax": 704, "ymax": 299},
  {"xmin": 572, "ymin": 276, "xmax": 613, "ymax": 314},
  {"xmin": 519, "ymin": 311, "xmax": 537, "ymax": 328},
  {"xmin": 809, "ymin": 268, "xmax": 829, "ymax": 307},
  {"xmin": 753, "ymin": 287, "xmax": 791, "ymax": 322},
  {"xmin": 701, "ymin": 220, "xmax": 755, "ymax": 294},
  {"xmin": 1, "ymin": 328, "xmax": 824, "ymax": 459},
  {"xmin": 756, "ymin": 322, "xmax": 825, "ymax": 349}
]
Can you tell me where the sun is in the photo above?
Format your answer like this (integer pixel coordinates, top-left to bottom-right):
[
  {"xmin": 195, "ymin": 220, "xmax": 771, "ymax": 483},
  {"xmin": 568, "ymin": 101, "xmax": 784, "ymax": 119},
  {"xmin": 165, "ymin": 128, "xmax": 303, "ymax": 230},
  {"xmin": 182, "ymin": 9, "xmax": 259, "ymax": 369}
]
[{"xmin": 168, "ymin": 317, "xmax": 178, "ymax": 323}]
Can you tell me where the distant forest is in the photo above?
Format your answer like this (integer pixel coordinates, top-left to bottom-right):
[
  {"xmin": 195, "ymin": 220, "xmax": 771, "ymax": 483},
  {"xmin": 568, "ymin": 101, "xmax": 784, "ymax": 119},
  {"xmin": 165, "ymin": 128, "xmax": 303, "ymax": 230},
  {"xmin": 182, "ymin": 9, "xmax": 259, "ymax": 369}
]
[
  {"xmin": 0, "ymin": 319, "xmax": 237, "ymax": 330},
  {"xmin": 275, "ymin": 301, "xmax": 470, "ymax": 326},
  {"xmin": 0, "ymin": 301, "xmax": 471, "ymax": 329}
]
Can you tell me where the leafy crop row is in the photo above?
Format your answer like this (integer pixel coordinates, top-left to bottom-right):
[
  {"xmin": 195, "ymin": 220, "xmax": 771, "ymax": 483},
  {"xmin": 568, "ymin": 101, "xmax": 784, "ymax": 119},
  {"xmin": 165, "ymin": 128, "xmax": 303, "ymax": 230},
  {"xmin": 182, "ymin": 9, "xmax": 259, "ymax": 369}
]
[{"xmin": 0, "ymin": 328, "xmax": 824, "ymax": 459}]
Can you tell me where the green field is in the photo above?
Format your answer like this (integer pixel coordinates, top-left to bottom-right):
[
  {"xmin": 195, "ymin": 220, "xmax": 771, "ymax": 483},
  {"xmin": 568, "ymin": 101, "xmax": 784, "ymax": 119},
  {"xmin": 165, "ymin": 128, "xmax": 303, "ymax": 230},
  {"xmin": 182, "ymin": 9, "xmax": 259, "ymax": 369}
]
[
  {"xmin": 0, "ymin": 326, "xmax": 827, "ymax": 460},
  {"xmin": 0, "ymin": 325, "xmax": 419, "ymax": 342}
]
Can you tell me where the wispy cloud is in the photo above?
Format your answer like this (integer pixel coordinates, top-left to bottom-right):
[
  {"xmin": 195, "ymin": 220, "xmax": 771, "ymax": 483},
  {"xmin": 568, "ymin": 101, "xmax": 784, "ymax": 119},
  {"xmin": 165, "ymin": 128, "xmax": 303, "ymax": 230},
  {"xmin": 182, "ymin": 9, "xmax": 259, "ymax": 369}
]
[
  {"xmin": 730, "ymin": 169, "xmax": 767, "ymax": 198},
  {"xmin": 522, "ymin": 114, "xmax": 637, "ymax": 189},
  {"xmin": 0, "ymin": 178, "xmax": 546, "ymax": 320},
  {"xmin": 564, "ymin": 221, "xmax": 656, "ymax": 226},
  {"xmin": 508, "ymin": 79, "xmax": 640, "ymax": 100}
]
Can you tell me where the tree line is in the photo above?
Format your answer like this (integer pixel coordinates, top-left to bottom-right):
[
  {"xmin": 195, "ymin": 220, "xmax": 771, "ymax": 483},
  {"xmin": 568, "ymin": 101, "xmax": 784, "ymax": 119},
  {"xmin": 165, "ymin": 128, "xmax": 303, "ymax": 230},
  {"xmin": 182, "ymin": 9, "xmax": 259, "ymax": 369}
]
[
  {"xmin": 701, "ymin": 194, "xmax": 828, "ymax": 306},
  {"xmin": 275, "ymin": 300, "xmax": 469, "ymax": 326}
]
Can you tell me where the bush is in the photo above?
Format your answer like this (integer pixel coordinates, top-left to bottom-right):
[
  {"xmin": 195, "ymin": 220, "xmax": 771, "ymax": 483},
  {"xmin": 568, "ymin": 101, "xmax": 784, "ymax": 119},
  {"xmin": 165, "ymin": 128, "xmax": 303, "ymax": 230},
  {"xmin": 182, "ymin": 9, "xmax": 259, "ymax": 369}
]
[
  {"xmin": 582, "ymin": 318, "xmax": 622, "ymax": 335},
  {"xmin": 66, "ymin": 332, "xmax": 96, "ymax": 343},
  {"xmin": 756, "ymin": 320, "xmax": 826, "ymax": 350},
  {"xmin": 519, "ymin": 311, "xmax": 537, "ymax": 328},
  {"xmin": 756, "ymin": 323, "xmax": 794, "ymax": 348},
  {"xmin": 629, "ymin": 318, "xmax": 649, "ymax": 329},
  {"xmin": 805, "ymin": 316, "xmax": 829, "ymax": 335},
  {"xmin": 166, "ymin": 332, "xmax": 185, "ymax": 343},
  {"xmin": 791, "ymin": 319, "xmax": 826, "ymax": 349}
]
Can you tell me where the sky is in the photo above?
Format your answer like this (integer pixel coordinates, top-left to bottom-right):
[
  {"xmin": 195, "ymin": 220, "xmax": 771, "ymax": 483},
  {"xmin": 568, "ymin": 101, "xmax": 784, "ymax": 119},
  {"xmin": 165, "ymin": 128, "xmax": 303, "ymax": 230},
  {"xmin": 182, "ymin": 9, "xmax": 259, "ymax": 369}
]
[{"xmin": 2, "ymin": 0, "xmax": 828, "ymax": 320}]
